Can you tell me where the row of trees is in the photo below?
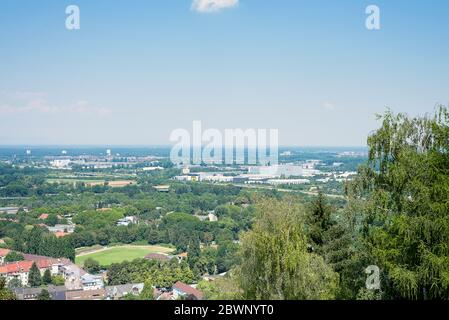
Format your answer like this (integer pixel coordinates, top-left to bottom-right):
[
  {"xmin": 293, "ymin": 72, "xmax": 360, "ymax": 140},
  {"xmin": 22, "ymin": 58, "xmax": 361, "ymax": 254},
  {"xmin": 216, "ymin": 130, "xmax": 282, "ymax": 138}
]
[
  {"xmin": 107, "ymin": 258, "xmax": 196, "ymax": 288},
  {"xmin": 12, "ymin": 227, "xmax": 75, "ymax": 261}
]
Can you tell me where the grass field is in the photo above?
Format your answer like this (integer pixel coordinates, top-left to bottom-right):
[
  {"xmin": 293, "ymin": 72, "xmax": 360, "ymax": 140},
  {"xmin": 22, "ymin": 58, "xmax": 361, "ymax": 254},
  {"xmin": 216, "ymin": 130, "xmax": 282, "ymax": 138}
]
[{"xmin": 75, "ymin": 245, "xmax": 174, "ymax": 267}]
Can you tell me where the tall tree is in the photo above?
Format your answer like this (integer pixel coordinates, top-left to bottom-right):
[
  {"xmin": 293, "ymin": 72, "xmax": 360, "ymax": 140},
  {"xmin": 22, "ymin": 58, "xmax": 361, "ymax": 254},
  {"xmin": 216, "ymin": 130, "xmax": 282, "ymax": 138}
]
[
  {"xmin": 42, "ymin": 269, "xmax": 52, "ymax": 285},
  {"xmin": 28, "ymin": 262, "xmax": 41, "ymax": 287},
  {"xmin": 83, "ymin": 258, "xmax": 101, "ymax": 274},
  {"xmin": 140, "ymin": 280, "xmax": 154, "ymax": 300},
  {"xmin": 187, "ymin": 236, "xmax": 201, "ymax": 272},
  {"xmin": 350, "ymin": 106, "xmax": 449, "ymax": 299},
  {"xmin": 237, "ymin": 196, "xmax": 338, "ymax": 300},
  {"xmin": 306, "ymin": 192, "xmax": 334, "ymax": 252},
  {"xmin": 0, "ymin": 277, "xmax": 16, "ymax": 300}
]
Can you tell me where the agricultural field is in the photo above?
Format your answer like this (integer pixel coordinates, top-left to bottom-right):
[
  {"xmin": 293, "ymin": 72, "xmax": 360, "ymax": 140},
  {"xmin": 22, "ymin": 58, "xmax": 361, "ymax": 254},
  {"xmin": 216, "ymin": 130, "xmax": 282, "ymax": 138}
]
[
  {"xmin": 46, "ymin": 178, "xmax": 105, "ymax": 184},
  {"xmin": 75, "ymin": 244, "xmax": 175, "ymax": 266}
]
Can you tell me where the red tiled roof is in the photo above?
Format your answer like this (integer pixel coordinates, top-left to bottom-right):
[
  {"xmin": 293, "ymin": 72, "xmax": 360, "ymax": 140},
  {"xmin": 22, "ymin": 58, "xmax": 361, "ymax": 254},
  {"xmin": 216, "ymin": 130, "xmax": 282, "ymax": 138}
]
[
  {"xmin": 0, "ymin": 257, "xmax": 66, "ymax": 274},
  {"xmin": 173, "ymin": 281, "xmax": 204, "ymax": 300},
  {"xmin": 23, "ymin": 253, "xmax": 53, "ymax": 262},
  {"xmin": 0, "ymin": 248, "xmax": 11, "ymax": 257},
  {"xmin": 38, "ymin": 214, "xmax": 49, "ymax": 220},
  {"xmin": 0, "ymin": 261, "xmax": 34, "ymax": 274},
  {"xmin": 55, "ymin": 232, "xmax": 69, "ymax": 238}
]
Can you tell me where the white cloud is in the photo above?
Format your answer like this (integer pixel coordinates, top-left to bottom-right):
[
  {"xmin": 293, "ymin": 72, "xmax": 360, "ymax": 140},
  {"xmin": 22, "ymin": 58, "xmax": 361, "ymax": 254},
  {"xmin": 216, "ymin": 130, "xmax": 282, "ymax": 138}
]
[
  {"xmin": 191, "ymin": 0, "xmax": 239, "ymax": 13},
  {"xmin": 0, "ymin": 92, "xmax": 111, "ymax": 117},
  {"xmin": 323, "ymin": 102, "xmax": 336, "ymax": 111}
]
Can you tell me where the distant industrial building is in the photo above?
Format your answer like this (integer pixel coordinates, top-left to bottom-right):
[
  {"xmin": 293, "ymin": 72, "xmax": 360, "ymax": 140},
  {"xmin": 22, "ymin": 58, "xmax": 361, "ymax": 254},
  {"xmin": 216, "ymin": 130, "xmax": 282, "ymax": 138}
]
[{"xmin": 267, "ymin": 179, "xmax": 310, "ymax": 186}]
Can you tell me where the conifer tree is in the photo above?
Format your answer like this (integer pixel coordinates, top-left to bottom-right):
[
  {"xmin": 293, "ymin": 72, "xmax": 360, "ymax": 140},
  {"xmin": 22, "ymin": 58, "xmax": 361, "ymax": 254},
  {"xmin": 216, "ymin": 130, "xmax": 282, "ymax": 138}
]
[
  {"xmin": 28, "ymin": 262, "xmax": 41, "ymax": 287},
  {"xmin": 42, "ymin": 269, "xmax": 52, "ymax": 285}
]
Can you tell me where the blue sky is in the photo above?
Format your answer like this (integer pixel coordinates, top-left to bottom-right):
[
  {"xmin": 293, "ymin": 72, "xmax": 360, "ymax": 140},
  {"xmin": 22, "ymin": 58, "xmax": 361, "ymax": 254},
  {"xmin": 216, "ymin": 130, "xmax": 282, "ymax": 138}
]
[{"xmin": 0, "ymin": 0, "xmax": 448, "ymax": 146}]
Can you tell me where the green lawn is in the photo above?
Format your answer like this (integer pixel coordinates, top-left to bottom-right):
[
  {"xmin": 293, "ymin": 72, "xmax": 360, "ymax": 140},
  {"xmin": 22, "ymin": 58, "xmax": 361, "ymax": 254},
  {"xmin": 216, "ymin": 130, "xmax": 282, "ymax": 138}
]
[{"xmin": 75, "ymin": 245, "xmax": 174, "ymax": 267}]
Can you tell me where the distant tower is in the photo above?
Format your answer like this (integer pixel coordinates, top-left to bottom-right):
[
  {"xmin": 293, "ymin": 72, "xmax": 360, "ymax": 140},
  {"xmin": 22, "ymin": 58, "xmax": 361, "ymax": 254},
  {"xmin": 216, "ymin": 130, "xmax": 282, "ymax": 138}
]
[
  {"xmin": 26, "ymin": 149, "xmax": 31, "ymax": 155},
  {"xmin": 62, "ymin": 150, "xmax": 67, "ymax": 155},
  {"xmin": 106, "ymin": 149, "xmax": 112, "ymax": 156}
]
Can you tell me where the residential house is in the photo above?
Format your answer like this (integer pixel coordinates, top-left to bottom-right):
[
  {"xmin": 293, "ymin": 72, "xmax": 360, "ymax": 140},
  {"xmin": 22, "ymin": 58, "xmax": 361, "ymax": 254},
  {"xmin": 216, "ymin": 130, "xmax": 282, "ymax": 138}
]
[
  {"xmin": 47, "ymin": 224, "xmax": 75, "ymax": 234},
  {"xmin": 66, "ymin": 288, "xmax": 106, "ymax": 300},
  {"xmin": 208, "ymin": 213, "xmax": 218, "ymax": 222},
  {"xmin": 116, "ymin": 216, "xmax": 138, "ymax": 227},
  {"xmin": 12, "ymin": 287, "xmax": 42, "ymax": 300},
  {"xmin": 59, "ymin": 263, "xmax": 87, "ymax": 290},
  {"xmin": 54, "ymin": 231, "xmax": 70, "ymax": 238},
  {"xmin": 105, "ymin": 283, "xmax": 144, "ymax": 300},
  {"xmin": 81, "ymin": 273, "xmax": 104, "ymax": 290},
  {"xmin": 0, "ymin": 260, "xmax": 47, "ymax": 286},
  {"xmin": 38, "ymin": 213, "xmax": 49, "ymax": 220},
  {"xmin": 176, "ymin": 252, "xmax": 188, "ymax": 262},
  {"xmin": 172, "ymin": 281, "xmax": 204, "ymax": 300},
  {"xmin": 13, "ymin": 285, "xmax": 67, "ymax": 301},
  {"xmin": 0, "ymin": 256, "xmax": 71, "ymax": 286}
]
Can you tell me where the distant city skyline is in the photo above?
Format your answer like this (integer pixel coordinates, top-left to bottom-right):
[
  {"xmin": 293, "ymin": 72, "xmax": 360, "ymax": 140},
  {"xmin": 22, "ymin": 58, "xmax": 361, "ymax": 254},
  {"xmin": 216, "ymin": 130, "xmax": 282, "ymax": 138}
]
[{"xmin": 1, "ymin": 0, "xmax": 448, "ymax": 146}]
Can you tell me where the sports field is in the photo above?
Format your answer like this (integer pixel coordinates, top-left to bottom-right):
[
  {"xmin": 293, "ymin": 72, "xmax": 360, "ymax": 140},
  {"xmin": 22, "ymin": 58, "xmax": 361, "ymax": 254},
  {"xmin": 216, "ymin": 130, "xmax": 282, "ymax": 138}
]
[{"xmin": 75, "ymin": 245, "xmax": 174, "ymax": 266}]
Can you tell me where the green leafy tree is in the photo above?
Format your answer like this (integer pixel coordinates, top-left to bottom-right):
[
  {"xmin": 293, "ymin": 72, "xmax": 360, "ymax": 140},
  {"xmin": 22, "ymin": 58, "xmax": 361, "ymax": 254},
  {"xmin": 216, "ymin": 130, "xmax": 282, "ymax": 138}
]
[
  {"xmin": 51, "ymin": 275, "xmax": 65, "ymax": 286},
  {"xmin": 197, "ymin": 277, "xmax": 241, "ymax": 300},
  {"xmin": 321, "ymin": 220, "xmax": 356, "ymax": 299},
  {"xmin": 306, "ymin": 192, "xmax": 333, "ymax": 251},
  {"xmin": 42, "ymin": 269, "xmax": 52, "ymax": 285},
  {"xmin": 7, "ymin": 278, "xmax": 22, "ymax": 289},
  {"xmin": 349, "ymin": 106, "xmax": 449, "ymax": 299},
  {"xmin": 237, "ymin": 197, "xmax": 339, "ymax": 300},
  {"xmin": 187, "ymin": 237, "xmax": 201, "ymax": 272},
  {"xmin": 4, "ymin": 251, "xmax": 25, "ymax": 263},
  {"xmin": 45, "ymin": 214, "xmax": 59, "ymax": 227},
  {"xmin": 28, "ymin": 262, "xmax": 41, "ymax": 287},
  {"xmin": 306, "ymin": 194, "xmax": 355, "ymax": 298},
  {"xmin": 140, "ymin": 280, "xmax": 154, "ymax": 300},
  {"xmin": 0, "ymin": 277, "xmax": 16, "ymax": 300},
  {"xmin": 83, "ymin": 258, "xmax": 101, "ymax": 274},
  {"xmin": 37, "ymin": 289, "xmax": 51, "ymax": 300}
]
